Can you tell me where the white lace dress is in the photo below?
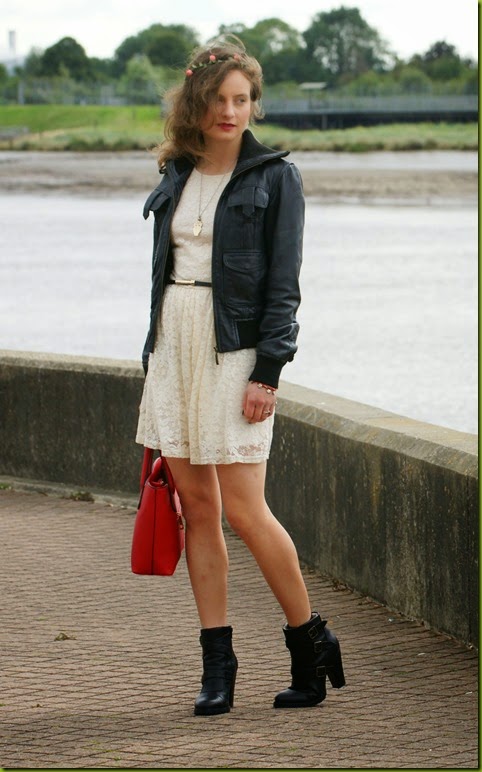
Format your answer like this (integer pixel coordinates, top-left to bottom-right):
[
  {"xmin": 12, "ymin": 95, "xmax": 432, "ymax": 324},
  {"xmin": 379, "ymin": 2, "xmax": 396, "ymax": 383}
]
[{"xmin": 135, "ymin": 168, "xmax": 274, "ymax": 464}]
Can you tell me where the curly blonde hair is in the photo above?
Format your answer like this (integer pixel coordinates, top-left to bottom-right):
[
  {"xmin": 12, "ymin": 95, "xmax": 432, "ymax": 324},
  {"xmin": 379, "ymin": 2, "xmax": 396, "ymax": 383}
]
[{"xmin": 156, "ymin": 36, "xmax": 264, "ymax": 169}]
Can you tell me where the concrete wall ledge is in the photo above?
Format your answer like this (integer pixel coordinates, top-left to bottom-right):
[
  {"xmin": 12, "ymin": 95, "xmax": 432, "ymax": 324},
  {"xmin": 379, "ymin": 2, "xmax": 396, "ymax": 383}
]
[
  {"xmin": 278, "ymin": 382, "xmax": 476, "ymax": 464},
  {"xmin": 0, "ymin": 350, "xmax": 478, "ymax": 646}
]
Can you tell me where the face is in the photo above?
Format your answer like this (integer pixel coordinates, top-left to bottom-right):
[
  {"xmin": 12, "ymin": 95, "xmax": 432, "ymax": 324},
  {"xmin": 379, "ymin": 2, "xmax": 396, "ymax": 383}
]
[{"xmin": 199, "ymin": 69, "xmax": 253, "ymax": 147}]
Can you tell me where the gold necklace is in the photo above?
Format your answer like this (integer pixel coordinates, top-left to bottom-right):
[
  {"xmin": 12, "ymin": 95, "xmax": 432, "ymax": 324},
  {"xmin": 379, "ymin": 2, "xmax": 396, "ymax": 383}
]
[{"xmin": 193, "ymin": 171, "xmax": 230, "ymax": 237}]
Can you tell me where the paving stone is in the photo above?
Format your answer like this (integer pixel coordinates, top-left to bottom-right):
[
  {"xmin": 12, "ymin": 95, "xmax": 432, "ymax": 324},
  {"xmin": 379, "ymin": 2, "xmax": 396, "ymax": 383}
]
[{"xmin": 0, "ymin": 488, "xmax": 478, "ymax": 769}]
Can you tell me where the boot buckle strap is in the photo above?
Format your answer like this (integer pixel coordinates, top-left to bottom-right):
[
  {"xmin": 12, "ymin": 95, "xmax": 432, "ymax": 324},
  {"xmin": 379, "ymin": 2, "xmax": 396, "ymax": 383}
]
[
  {"xmin": 308, "ymin": 622, "xmax": 322, "ymax": 639},
  {"xmin": 316, "ymin": 665, "xmax": 326, "ymax": 678}
]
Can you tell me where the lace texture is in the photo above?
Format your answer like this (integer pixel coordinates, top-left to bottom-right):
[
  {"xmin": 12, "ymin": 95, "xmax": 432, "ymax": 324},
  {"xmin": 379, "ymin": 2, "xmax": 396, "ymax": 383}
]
[
  {"xmin": 170, "ymin": 169, "xmax": 224, "ymax": 282},
  {"xmin": 135, "ymin": 170, "xmax": 274, "ymax": 464}
]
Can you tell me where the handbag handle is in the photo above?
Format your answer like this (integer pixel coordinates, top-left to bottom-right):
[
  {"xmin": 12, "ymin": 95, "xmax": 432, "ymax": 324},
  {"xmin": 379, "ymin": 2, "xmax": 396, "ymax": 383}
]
[
  {"xmin": 140, "ymin": 447, "xmax": 154, "ymax": 491},
  {"xmin": 139, "ymin": 447, "xmax": 178, "ymax": 506}
]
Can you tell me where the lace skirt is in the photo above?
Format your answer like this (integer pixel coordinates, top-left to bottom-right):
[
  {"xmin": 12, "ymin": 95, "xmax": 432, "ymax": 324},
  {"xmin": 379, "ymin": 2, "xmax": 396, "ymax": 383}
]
[{"xmin": 135, "ymin": 285, "xmax": 274, "ymax": 464}]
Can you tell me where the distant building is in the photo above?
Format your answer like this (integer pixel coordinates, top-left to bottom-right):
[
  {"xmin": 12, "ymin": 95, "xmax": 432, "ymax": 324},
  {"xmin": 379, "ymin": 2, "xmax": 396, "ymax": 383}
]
[{"xmin": 0, "ymin": 30, "xmax": 26, "ymax": 72}]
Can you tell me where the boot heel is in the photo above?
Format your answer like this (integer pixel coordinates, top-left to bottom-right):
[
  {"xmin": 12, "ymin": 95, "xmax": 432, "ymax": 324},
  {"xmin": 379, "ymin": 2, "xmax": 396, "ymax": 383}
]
[
  {"xmin": 194, "ymin": 627, "xmax": 237, "ymax": 716},
  {"xmin": 229, "ymin": 665, "xmax": 238, "ymax": 707},
  {"xmin": 327, "ymin": 650, "xmax": 346, "ymax": 689}
]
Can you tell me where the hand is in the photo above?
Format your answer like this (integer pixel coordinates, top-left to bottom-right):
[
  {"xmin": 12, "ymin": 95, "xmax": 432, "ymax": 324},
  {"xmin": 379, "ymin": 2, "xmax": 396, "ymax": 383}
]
[{"xmin": 242, "ymin": 382, "xmax": 277, "ymax": 424}]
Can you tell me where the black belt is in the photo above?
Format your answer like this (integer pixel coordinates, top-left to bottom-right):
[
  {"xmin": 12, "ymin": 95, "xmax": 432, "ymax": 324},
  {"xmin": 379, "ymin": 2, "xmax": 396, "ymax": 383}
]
[{"xmin": 167, "ymin": 279, "xmax": 212, "ymax": 287}]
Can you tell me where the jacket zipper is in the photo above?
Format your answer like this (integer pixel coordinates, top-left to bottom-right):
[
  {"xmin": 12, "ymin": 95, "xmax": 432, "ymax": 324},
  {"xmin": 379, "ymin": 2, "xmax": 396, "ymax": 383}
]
[
  {"xmin": 210, "ymin": 159, "xmax": 269, "ymax": 365},
  {"xmin": 164, "ymin": 155, "xmax": 283, "ymax": 365}
]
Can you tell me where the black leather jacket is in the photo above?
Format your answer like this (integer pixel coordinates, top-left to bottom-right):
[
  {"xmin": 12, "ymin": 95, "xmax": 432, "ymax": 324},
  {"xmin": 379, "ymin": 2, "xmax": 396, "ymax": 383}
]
[{"xmin": 142, "ymin": 129, "xmax": 304, "ymax": 388}]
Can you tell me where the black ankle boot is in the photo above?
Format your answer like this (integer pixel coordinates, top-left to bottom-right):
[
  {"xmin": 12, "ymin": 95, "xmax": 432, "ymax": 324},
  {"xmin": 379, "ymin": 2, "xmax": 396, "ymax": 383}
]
[
  {"xmin": 194, "ymin": 626, "xmax": 238, "ymax": 716},
  {"xmin": 273, "ymin": 612, "xmax": 345, "ymax": 708}
]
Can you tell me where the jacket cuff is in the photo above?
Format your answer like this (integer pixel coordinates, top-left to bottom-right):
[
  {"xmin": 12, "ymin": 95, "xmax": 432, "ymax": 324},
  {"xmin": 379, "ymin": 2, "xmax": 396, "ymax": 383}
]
[{"xmin": 248, "ymin": 355, "xmax": 284, "ymax": 389}]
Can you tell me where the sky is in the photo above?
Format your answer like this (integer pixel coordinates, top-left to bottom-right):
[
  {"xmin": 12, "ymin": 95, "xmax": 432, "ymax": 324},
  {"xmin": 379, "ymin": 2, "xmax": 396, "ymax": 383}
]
[{"xmin": 1, "ymin": 0, "xmax": 479, "ymax": 62}]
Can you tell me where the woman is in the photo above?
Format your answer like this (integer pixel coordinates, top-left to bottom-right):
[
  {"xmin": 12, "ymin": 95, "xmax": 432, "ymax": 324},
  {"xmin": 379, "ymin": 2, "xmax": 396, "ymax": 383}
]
[{"xmin": 136, "ymin": 37, "xmax": 345, "ymax": 715}]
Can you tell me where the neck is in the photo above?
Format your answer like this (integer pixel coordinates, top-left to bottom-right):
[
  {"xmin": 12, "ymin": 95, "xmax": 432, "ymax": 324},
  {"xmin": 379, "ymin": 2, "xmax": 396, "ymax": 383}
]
[{"xmin": 197, "ymin": 136, "xmax": 243, "ymax": 174}]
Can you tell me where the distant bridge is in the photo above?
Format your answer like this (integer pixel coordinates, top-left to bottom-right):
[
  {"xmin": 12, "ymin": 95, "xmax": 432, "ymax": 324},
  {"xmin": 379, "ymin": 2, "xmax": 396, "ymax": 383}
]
[{"xmin": 261, "ymin": 95, "xmax": 478, "ymax": 129}]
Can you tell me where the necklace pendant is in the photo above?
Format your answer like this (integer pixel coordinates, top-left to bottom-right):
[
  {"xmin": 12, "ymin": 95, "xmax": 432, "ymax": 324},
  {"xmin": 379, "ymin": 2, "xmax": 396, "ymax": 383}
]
[{"xmin": 193, "ymin": 218, "xmax": 203, "ymax": 237}]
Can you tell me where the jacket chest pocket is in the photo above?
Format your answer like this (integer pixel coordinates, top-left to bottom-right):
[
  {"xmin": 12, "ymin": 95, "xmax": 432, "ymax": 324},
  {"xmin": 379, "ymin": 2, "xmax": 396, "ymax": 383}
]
[{"xmin": 226, "ymin": 186, "xmax": 269, "ymax": 249}]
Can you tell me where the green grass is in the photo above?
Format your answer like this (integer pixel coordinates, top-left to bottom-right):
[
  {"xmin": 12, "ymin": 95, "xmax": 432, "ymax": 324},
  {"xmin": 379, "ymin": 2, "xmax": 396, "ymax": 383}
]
[
  {"xmin": 0, "ymin": 104, "xmax": 162, "ymax": 132},
  {"xmin": 257, "ymin": 121, "xmax": 478, "ymax": 152},
  {"xmin": 0, "ymin": 105, "xmax": 164, "ymax": 150},
  {"xmin": 0, "ymin": 105, "xmax": 477, "ymax": 151}
]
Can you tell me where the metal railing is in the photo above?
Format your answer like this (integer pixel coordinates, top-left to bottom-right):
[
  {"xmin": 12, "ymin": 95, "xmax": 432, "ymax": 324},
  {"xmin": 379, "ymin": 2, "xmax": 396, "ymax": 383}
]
[{"xmin": 262, "ymin": 94, "xmax": 478, "ymax": 114}]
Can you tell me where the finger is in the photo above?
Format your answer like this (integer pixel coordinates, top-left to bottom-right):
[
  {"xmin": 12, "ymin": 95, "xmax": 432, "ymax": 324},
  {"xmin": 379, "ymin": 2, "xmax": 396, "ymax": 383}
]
[
  {"xmin": 243, "ymin": 398, "xmax": 258, "ymax": 421},
  {"xmin": 244, "ymin": 389, "xmax": 260, "ymax": 411},
  {"xmin": 259, "ymin": 404, "xmax": 275, "ymax": 421},
  {"xmin": 242, "ymin": 389, "xmax": 249, "ymax": 416},
  {"xmin": 242, "ymin": 385, "xmax": 260, "ymax": 419},
  {"xmin": 248, "ymin": 403, "xmax": 265, "ymax": 424}
]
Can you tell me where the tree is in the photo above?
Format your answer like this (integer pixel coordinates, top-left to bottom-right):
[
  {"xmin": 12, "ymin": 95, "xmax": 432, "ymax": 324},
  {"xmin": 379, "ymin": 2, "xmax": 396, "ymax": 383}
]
[
  {"xmin": 40, "ymin": 37, "xmax": 93, "ymax": 81},
  {"xmin": 119, "ymin": 54, "xmax": 160, "ymax": 103},
  {"xmin": 459, "ymin": 64, "xmax": 478, "ymax": 95},
  {"xmin": 145, "ymin": 30, "xmax": 191, "ymax": 67},
  {"xmin": 89, "ymin": 56, "xmax": 116, "ymax": 82},
  {"xmin": 113, "ymin": 34, "xmax": 142, "ymax": 73},
  {"xmin": 113, "ymin": 24, "xmax": 199, "ymax": 74},
  {"xmin": 397, "ymin": 66, "xmax": 432, "ymax": 94},
  {"xmin": 303, "ymin": 6, "xmax": 394, "ymax": 86},
  {"xmin": 217, "ymin": 19, "xmax": 305, "ymax": 83},
  {"xmin": 262, "ymin": 48, "xmax": 315, "ymax": 84},
  {"xmin": 410, "ymin": 40, "xmax": 464, "ymax": 80},
  {"xmin": 241, "ymin": 18, "xmax": 302, "ymax": 60},
  {"xmin": 217, "ymin": 23, "xmax": 248, "ymax": 38},
  {"xmin": 422, "ymin": 41, "xmax": 459, "ymax": 63},
  {"xmin": 21, "ymin": 48, "xmax": 44, "ymax": 77}
]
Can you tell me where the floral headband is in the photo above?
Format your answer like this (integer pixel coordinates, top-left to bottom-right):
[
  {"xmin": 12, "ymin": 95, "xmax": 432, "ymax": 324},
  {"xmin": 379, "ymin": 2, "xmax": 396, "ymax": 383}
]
[{"xmin": 186, "ymin": 53, "xmax": 241, "ymax": 78}]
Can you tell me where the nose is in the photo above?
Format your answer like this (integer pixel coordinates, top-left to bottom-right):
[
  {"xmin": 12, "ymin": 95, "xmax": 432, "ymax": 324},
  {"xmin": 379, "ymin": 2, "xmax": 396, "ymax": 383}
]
[{"xmin": 220, "ymin": 100, "xmax": 235, "ymax": 119}]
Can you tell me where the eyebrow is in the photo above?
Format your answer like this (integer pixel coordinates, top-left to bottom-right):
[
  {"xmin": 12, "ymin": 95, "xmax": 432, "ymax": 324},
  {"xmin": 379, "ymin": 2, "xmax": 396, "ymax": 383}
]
[{"xmin": 218, "ymin": 92, "xmax": 250, "ymax": 97}]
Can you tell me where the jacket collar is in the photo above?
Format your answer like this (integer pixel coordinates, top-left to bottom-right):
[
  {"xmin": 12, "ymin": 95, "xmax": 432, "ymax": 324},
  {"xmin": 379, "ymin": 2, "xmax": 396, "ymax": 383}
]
[
  {"xmin": 164, "ymin": 129, "xmax": 289, "ymax": 180},
  {"xmin": 235, "ymin": 129, "xmax": 289, "ymax": 172}
]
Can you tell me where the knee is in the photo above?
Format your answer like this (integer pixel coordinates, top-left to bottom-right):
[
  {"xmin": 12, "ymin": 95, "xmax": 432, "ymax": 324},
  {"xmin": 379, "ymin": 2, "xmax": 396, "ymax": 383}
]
[
  {"xmin": 223, "ymin": 499, "xmax": 268, "ymax": 541},
  {"xmin": 180, "ymin": 488, "xmax": 222, "ymax": 527},
  {"xmin": 223, "ymin": 510, "xmax": 248, "ymax": 540},
  {"xmin": 216, "ymin": 463, "xmax": 269, "ymax": 539}
]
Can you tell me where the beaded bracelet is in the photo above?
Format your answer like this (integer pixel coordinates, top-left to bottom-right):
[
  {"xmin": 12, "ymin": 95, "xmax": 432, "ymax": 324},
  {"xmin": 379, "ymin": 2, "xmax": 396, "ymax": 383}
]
[{"xmin": 250, "ymin": 381, "xmax": 277, "ymax": 396}]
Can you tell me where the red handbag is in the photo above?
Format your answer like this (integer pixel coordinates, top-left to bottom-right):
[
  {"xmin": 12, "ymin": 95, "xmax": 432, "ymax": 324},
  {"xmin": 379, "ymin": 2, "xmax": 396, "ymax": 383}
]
[{"xmin": 131, "ymin": 448, "xmax": 185, "ymax": 576}]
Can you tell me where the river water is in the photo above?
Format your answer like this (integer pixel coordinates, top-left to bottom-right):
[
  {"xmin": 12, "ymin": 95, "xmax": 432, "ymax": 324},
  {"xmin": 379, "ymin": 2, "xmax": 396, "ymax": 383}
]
[{"xmin": 0, "ymin": 152, "xmax": 477, "ymax": 435}]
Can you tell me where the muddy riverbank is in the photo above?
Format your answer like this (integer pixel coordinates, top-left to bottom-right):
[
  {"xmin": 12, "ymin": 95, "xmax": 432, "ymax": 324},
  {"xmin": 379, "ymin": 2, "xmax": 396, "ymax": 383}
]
[{"xmin": 1, "ymin": 150, "xmax": 477, "ymax": 203}]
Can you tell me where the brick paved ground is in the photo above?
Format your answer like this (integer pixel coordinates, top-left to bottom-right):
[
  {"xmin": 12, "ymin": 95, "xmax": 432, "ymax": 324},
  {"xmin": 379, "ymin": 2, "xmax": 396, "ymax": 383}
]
[{"xmin": 0, "ymin": 488, "xmax": 478, "ymax": 770}]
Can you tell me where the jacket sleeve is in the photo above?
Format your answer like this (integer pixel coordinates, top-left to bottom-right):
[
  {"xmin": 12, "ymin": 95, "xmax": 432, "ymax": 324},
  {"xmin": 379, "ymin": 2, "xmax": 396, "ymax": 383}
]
[
  {"xmin": 141, "ymin": 217, "xmax": 160, "ymax": 376},
  {"xmin": 248, "ymin": 162, "xmax": 304, "ymax": 388},
  {"xmin": 141, "ymin": 180, "xmax": 171, "ymax": 376}
]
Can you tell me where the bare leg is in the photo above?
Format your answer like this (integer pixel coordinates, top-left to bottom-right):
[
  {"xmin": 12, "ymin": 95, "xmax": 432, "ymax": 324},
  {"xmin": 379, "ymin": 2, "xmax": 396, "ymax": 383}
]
[
  {"xmin": 165, "ymin": 457, "xmax": 228, "ymax": 628},
  {"xmin": 216, "ymin": 462, "xmax": 311, "ymax": 627}
]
